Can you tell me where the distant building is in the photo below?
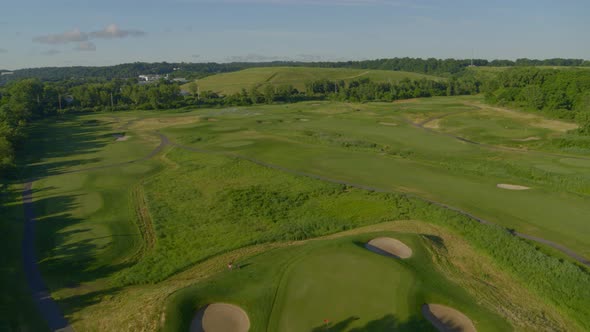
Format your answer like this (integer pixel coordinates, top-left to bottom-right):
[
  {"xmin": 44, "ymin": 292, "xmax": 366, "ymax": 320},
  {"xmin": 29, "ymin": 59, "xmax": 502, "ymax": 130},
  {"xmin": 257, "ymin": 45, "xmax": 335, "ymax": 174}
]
[
  {"xmin": 138, "ymin": 74, "xmax": 162, "ymax": 82},
  {"xmin": 172, "ymin": 78, "xmax": 188, "ymax": 83},
  {"xmin": 0, "ymin": 71, "xmax": 14, "ymax": 76}
]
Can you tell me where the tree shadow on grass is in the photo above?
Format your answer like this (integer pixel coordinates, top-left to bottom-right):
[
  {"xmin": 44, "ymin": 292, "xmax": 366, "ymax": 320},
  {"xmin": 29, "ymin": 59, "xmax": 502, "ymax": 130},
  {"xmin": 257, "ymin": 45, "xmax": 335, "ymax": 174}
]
[
  {"xmin": 311, "ymin": 314, "xmax": 435, "ymax": 332},
  {"xmin": 15, "ymin": 116, "xmax": 117, "ymax": 179},
  {"xmin": 26, "ymin": 193, "xmax": 137, "ymax": 307}
]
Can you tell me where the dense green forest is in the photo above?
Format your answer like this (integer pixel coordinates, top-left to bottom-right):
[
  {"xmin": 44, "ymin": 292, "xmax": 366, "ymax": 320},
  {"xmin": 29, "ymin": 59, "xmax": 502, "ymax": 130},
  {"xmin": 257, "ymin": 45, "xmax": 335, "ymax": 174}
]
[
  {"xmin": 0, "ymin": 79, "xmax": 46, "ymax": 175},
  {"xmin": 484, "ymin": 68, "xmax": 590, "ymax": 132},
  {"xmin": 2, "ymin": 57, "xmax": 589, "ymax": 84}
]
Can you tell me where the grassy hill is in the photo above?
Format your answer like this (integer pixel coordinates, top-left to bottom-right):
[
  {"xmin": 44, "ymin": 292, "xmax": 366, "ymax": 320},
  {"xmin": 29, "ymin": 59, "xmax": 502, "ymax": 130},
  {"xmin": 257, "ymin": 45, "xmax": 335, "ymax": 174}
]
[{"xmin": 183, "ymin": 67, "xmax": 444, "ymax": 95}]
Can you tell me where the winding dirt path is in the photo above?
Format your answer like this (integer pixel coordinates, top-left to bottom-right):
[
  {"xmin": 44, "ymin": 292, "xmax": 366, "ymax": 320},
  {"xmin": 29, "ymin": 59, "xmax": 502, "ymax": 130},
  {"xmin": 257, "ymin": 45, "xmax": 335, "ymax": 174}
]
[
  {"xmin": 21, "ymin": 132, "xmax": 169, "ymax": 331},
  {"xmin": 169, "ymin": 137, "xmax": 590, "ymax": 267}
]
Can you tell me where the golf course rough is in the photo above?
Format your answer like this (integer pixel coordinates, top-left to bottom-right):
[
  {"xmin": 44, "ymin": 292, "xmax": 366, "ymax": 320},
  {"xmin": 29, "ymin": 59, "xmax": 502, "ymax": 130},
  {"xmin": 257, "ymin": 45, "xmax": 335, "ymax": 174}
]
[
  {"xmin": 190, "ymin": 303, "xmax": 250, "ymax": 332},
  {"xmin": 365, "ymin": 237, "xmax": 413, "ymax": 259},
  {"xmin": 422, "ymin": 304, "xmax": 477, "ymax": 332}
]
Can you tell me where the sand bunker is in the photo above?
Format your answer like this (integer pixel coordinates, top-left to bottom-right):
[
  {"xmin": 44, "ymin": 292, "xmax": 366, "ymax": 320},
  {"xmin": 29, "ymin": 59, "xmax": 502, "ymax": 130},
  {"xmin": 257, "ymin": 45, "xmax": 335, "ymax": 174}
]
[
  {"xmin": 497, "ymin": 184, "xmax": 530, "ymax": 190},
  {"xmin": 190, "ymin": 303, "xmax": 250, "ymax": 332},
  {"xmin": 365, "ymin": 237, "xmax": 412, "ymax": 259},
  {"xmin": 113, "ymin": 134, "xmax": 131, "ymax": 141},
  {"xmin": 423, "ymin": 119, "xmax": 441, "ymax": 129},
  {"xmin": 422, "ymin": 304, "xmax": 476, "ymax": 332},
  {"xmin": 379, "ymin": 122, "xmax": 398, "ymax": 126}
]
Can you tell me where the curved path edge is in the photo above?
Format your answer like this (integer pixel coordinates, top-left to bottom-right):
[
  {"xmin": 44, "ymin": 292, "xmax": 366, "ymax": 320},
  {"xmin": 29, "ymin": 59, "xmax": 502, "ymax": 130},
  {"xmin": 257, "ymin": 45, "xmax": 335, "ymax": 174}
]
[
  {"xmin": 21, "ymin": 132, "xmax": 169, "ymax": 331},
  {"xmin": 170, "ymin": 138, "xmax": 590, "ymax": 267}
]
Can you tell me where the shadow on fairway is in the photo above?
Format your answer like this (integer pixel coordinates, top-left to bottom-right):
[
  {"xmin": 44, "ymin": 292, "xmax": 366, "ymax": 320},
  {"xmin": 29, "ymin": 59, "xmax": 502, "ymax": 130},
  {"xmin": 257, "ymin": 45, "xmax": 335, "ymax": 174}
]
[
  {"xmin": 311, "ymin": 314, "xmax": 434, "ymax": 332},
  {"xmin": 59, "ymin": 286, "xmax": 126, "ymax": 323},
  {"xmin": 16, "ymin": 116, "xmax": 114, "ymax": 179},
  {"xmin": 32, "ymin": 193, "xmax": 136, "ymax": 291}
]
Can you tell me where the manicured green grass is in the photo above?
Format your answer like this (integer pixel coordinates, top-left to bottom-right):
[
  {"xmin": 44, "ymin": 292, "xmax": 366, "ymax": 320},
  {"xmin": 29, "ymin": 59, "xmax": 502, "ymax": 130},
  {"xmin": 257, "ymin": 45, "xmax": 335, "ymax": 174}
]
[
  {"xmin": 184, "ymin": 67, "xmax": 444, "ymax": 95},
  {"xmin": 164, "ymin": 232, "xmax": 511, "ymax": 332}
]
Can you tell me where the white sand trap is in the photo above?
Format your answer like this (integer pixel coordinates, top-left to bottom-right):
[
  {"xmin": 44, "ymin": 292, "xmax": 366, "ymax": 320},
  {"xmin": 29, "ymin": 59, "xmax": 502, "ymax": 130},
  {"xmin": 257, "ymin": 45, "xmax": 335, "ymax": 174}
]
[
  {"xmin": 379, "ymin": 122, "xmax": 398, "ymax": 126},
  {"xmin": 190, "ymin": 303, "xmax": 250, "ymax": 332},
  {"xmin": 422, "ymin": 304, "xmax": 476, "ymax": 332},
  {"xmin": 497, "ymin": 184, "xmax": 530, "ymax": 190},
  {"xmin": 512, "ymin": 136, "xmax": 540, "ymax": 142},
  {"xmin": 365, "ymin": 237, "xmax": 412, "ymax": 259},
  {"xmin": 299, "ymin": 118, "xmax": 310, "ymax": 122},
  {"xmin": 113, "ymin": 134, "xmax": 131, "ymax": 141}
]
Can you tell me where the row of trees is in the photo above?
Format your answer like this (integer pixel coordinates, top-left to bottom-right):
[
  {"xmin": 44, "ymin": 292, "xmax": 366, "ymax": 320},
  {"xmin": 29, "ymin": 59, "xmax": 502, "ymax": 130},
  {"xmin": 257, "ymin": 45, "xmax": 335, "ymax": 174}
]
[
  {"xmin": 303, "ymin": 76, "xmax": 481, "ymax": 102},
  {"xmin": 183, "ymin": 76, "xmax": 482, "ymax": 106},
  {"xmin": 0, "ymin": 79, "xmax": 47, "ymax": 174},
  {"xmin": 308, "ymin": 58, "xmax": 590, "ymax": 75},
  {"xmin": 1, "ymin": 74, "xmax": 486, "ymax": 117}
]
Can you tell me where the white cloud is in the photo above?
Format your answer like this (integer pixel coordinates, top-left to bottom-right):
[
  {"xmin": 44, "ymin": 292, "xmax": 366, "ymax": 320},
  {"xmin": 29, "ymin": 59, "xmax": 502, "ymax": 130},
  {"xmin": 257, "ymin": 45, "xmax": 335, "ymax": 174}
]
[
  {"xmin": 89, "ymin": 24, "xmax": 146, "ymax": 39},
  {"xmin": 75, "ymin": 41, "xmax": 96, "ymax": 51},
  {"xmin": 33, "ymin": 24, "xmax": 146, "ymax": 45},
  {"xmin": 223, "ymin": 53, "xmax": 328, "ymax": 62},
  {"xmin": 224, "ymin": 54, "xmax": 287, "ymax": 62},
  {"xmin": 33, "ymin": 28, "xmax": 88, "ymax": 44}
]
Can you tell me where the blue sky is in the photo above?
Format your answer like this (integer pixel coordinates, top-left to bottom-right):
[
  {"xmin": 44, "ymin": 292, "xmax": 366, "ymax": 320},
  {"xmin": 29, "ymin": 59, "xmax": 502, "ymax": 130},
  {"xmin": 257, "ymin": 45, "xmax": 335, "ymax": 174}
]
[{"xmin": 0, "ymin": 0, "xmax": 588, "ymax": 69}]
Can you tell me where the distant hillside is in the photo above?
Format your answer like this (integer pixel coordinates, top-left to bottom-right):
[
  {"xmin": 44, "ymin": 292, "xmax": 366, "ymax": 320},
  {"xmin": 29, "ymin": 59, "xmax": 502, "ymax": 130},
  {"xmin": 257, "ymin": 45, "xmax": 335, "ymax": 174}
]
[{"xmin": 185, "ymin": 67, "xmax": 444, "ymax": 95}]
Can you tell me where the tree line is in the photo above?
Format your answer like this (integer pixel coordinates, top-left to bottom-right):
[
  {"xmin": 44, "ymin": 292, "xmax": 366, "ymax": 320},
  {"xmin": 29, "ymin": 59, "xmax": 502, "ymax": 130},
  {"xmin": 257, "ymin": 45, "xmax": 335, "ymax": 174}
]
[
  {"xmin": 3, "ymin": 57, "xmax": 589, "ymax": 84},
  {"xmin": 483, "ymin": 68, "xmax": 590, "ymax": 133}
]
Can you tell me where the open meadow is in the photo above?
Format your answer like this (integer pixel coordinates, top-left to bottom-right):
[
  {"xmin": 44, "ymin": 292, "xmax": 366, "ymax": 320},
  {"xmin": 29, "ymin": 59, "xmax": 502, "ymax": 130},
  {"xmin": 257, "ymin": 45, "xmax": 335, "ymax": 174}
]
[
  {"xmin": 183, "ymin": 67, "xmax": 444, "ymax": 95},
  {"xmin": 4, "ymin": 94, "xmax": 590, "ymax": 331}
]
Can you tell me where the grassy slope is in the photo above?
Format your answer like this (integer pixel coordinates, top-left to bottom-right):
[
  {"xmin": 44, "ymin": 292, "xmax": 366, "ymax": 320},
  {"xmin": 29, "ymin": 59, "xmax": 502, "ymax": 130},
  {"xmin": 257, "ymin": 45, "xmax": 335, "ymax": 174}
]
[
  {"xmin": 162, "ymin": 96, "xmax": 590, "ymax": 259},
  {"xmin": 164, "ymin": 222, "xmax": 572, "ymax": 331},
  {"xmin": 183, "ymin": 67, "xmax": 443, "ymax": 95}
]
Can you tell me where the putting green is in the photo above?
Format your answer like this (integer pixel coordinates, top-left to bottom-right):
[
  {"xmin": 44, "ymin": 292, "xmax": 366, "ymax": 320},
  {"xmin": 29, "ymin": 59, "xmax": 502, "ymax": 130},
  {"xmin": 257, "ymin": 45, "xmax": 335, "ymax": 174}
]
[{"xmin": 268, "ymin": 245, "xmax": 417, "ymax": 331}]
